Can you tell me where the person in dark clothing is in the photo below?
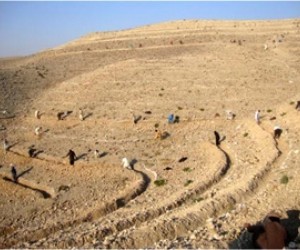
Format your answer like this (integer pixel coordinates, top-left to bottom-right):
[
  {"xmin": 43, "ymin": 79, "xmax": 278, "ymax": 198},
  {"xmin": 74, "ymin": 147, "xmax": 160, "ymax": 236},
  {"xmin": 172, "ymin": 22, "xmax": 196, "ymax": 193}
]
[
  {"xmin": 214, "ymin": 131, "xmax": 221, "ymax": 146},
  {"xmin": 245, "ymin": 213, "xmax": 287, "ymax": 249},
  {"xmin": 28, "ymin": 147, "xmax": 36, "ymax": 158},
  {"xmin": 3, "ymin": 139, "xmax": 9, "ymax": 153},
  {"xmin": 11, "ymin": 165, "xmax": 18, "ymax": 182},
  {"xmin": 274, "ymin": 126, "xmax": 283, "ymax": 139},
  {"xmin": 57, "ymin": 112, "xmax": 64, "ymax": 120},
  {"xmin": 295, "ymin": 101, "xmax": 300, "ymax": 111},
  {"xmin": 66, "ymin": 149, "xmax": 76, "ymax": 166}
]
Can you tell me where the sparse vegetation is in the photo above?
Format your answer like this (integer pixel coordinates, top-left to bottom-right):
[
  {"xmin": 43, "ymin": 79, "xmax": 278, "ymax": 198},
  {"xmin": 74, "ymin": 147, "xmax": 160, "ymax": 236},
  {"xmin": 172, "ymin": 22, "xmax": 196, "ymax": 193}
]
[
  {"xmin": 177, "ymin": 106, "xmax": 183, "ymax": 110},
  {"xmin": 184, "ymin": 180, "xmax": 193, "ymax": 187},
  {"xmin": 154, "ymin": 123, "xmax": 159, "ymax": 128},
  {"xmin": 290, "ymin": 101, "xmax": 295, "ymax": 105},
  {"xmin": 38, "ymin": 72, "xmax": 45, "ymax": 78},
  {"xmin": 200, "ymin": 108, "xmax": 205, "ymax": 111},
  {"xmin": 267, "ymin": 109, "xmax": 272, "ymax": 113},
  {"xmin": 58, "ymin": 185, "xmax": 70, "ymax": 192},
  {"xmin": 158, "ymin": 93, "xmax": 163, "ymax": 97},
  {"xmin": 280, "ymin": 175, "xmax": 289, "ymax": 184},
  {"xmin": 179, "ymin": 40, "xmax": 184, "ymax": 45},
  {"xmin": 226, "ymin": 203, "xmax": 235, "ymax": 212},
  {"xmin": 243, "ymin": 132, "xmax": 249, "ymax": 137},
  {"xmin": 193, "ymin": 197, "xmax": 204, "ymax": 203},
  {"xmin": 154, "ymin": 179, "xmax": 167, "ymax": 187},
  {"xmin": 280, "ymin": 112, "xmax": 287, "ymax": 116},
  {"xmin": 183, "ymin": 167, "xmax": 192, "ymax": 172}
]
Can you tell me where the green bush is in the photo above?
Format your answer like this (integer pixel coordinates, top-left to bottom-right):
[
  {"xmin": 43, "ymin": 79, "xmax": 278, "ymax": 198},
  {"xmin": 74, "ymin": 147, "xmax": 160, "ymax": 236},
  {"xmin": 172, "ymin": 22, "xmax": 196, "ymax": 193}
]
[
  {"xmin": 280, "ymin": 175, "xmax": 289, "ymax": 184},
  {"xmin": 183, "ymin": 167, "xmax": 192, "ymax": 172},
  {"xmin": 193, "ymin": 197, "xmax": 204, "ymax": 203},
  {"xmin": 154, "ymin": 179, "xmax": 167, "ymax": 187},
  {"xmin": 184, "ymin": 180, "xmax": 193, "ymax": 187}
]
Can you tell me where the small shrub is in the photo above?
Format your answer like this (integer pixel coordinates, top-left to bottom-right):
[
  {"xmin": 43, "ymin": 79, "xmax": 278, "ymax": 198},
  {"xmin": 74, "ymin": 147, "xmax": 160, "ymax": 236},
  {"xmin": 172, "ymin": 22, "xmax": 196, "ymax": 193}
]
[
  {"xmin": 154, "ymin": 150, "xmax": 161, "ymax": 156},
  {"xmin": 179, "ymin": 40, "xmax": 184, "ymax": 45},
  {"xmin": 38, "ymin": 72, "xmax": 45, "ymax": 78},
  {"xmin": 183, "ymin": 167, "xmax": 192, "ymax": 172},
  {"xmin": 170, "ymin": 41, "xmax": 173, "ymax": 45},
  {"xmin": 158, "ymin": 93, "xmax": 163, "ymax": 97},
  {"xmin": 290, "ymin": 101, "xmax": 295, "ymax": 105},
  {"xmin": 280, "ymin": 175, "xmax": 289, "ymax": 184},
  {"xmin": 200, "ymin": 108, "xmax": 205, "ymax": 111},
  {"xmin": 154, "ymin": 123, "xmax": 159, "ymax": 128},
  {"xmin": 139, "ymin": 43, "xmax": 143, "ymax": 48},
  {"xmin": 226, "ymin": 203, "xmax": 235, "ymax": 211},
  {"xmin": 193, "ymin": 197, "xmax": 204, "ymax": 203},
  {"xmin": 280, "ymin": 112, "xmax": 287, "ymax": 116},
  {"xmin": 58, "ymin": 185, "xmax": 70, "ymax": 192},
  {"xmin": 184, "ymin": 180, "xmax": 193, "ymax": 187},
  {"xmin": 178, "ymin": 106, "xmax": 183, "ymax": 110},
  {"xmin": 243, "ymin": 132, "xmax": 248, "ymax": 137},
  {"xmin": 154, "ymin": 179, "xmax": 167, "ymax": 187},
  {"xmin": 267, "ymin": 109, "xmax": 272, "ymax": 113}
]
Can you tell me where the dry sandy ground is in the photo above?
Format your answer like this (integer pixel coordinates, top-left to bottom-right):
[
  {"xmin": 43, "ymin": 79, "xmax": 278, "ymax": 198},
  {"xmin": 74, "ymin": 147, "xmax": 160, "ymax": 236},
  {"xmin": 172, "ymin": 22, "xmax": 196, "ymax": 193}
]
[{"xmin": 0, "ymin": 19, "xmax": 300, "ymax": 248}]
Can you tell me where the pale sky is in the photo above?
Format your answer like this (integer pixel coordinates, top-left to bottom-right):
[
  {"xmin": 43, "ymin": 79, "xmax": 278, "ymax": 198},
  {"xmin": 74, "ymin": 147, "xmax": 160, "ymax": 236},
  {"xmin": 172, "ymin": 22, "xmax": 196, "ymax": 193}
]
[{"xmin": 0, "ymin": 1, "xmax": 299, "ymax": 58}]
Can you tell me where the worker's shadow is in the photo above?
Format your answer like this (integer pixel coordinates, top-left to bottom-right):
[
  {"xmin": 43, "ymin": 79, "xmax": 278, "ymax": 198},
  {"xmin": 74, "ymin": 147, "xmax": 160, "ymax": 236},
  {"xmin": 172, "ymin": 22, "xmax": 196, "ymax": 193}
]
[
  {"xmin": 228, "ymin": 209, "xmax": 300, "ymax": 249},
  {"xmin": 130, "ymin": 159, "xmax": 138, "ymax": 170},
  {"xmin": 83, "ymin": 112, "xmax": 93, "ymax": 120},
  {"xmin": 17, "ymin": 166, "xmax": 33, "ymax": 179},
  {"xmin": 99, "ymin": 151, "xmax": 108, "ymax": 158},
  {"xmin": 3, "ymin": 167, "xmax": 33, "ymax": 183},
  {"xmin": 76, "ymin": 153, "xmax": 87, "ymax": 161},
  {"xmin": 7, "ymin": 141, "xmax": 20, "ymax": 151}
]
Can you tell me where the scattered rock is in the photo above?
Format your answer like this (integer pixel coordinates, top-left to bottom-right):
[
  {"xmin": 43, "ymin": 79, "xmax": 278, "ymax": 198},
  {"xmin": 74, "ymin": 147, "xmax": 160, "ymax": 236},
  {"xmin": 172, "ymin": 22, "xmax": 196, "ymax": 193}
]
[
  {"xmin": 58, "ymin": 185, "xmax": 70, "ymax": 192},
  {"xmin": 178, "ymin": 157, "xmax": 188, "ymax": 163}
]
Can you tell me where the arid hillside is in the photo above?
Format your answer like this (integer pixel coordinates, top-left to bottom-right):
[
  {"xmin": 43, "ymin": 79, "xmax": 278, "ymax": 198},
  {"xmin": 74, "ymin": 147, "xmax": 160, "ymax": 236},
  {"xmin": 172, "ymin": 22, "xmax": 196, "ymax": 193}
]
[{"xmin": 0, "ymin": 19, "xmax": 300, "ymax": 248}]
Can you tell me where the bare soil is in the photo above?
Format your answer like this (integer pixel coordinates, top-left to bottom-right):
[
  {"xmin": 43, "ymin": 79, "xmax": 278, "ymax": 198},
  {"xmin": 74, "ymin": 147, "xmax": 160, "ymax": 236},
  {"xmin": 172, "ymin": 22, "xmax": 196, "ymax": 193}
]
[{"xmin": 0, "ymin": 19, "xmax": 300, "ymax": 248}]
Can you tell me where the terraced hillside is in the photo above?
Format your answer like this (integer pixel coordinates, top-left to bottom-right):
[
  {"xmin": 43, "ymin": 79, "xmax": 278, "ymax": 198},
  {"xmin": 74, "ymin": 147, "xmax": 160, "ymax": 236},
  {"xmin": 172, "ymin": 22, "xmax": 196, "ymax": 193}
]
[{"xmin": 0, "ymin": 19, "xmax": 300, "ymax": 248}]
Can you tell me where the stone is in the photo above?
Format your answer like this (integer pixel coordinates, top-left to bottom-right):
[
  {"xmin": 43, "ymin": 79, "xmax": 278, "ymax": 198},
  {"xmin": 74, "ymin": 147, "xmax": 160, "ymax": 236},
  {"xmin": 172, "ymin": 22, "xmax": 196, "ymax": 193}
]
[
  {"xmin": 213, "ymin": 234, "xmax": 222, "ymax": 240},
  {"xmin": 190, "ymin": 234, "xmax": 196, "ymax": 240}
]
